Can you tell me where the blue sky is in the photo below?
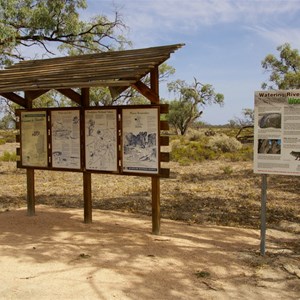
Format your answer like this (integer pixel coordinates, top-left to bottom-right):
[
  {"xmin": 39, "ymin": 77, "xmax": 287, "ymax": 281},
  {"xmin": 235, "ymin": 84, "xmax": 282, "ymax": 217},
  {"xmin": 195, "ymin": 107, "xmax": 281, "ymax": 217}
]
[
  {"xmin": 16, "ymin": 1, "xmax": 300, "ymax": 125},
  {"xmin": 83, "ymin": 0, "xmax": 300, "ymax": 125}
]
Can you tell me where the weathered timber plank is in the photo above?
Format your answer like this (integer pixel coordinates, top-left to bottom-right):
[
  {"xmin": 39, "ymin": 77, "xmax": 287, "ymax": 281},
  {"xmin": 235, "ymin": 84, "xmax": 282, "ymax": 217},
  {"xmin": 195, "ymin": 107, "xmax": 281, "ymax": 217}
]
[
  {"xmin": 160, "ymin": 120, "xmax": 169, "ymax": 131},
  {"xmin": 160, "ymin": 152, "xmax": 170, "ymax": 162},
  {"xmin": 160, "ymin": 136, "xmax": 169, "ymax": 146}
]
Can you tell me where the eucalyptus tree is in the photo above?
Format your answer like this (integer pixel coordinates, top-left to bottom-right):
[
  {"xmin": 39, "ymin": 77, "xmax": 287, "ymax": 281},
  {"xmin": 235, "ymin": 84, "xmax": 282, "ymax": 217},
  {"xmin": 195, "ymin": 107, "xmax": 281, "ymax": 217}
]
[
  {"xmin": 167, "ymin": 78, "xmax": 224, "ymax": 135},
  {"xmin": 0, "ymin": 0, "xmax": 131, "ymax": 126},
  {"xmin": 261, "ymin": 43, "xmax": 300, "ymax": 90}
]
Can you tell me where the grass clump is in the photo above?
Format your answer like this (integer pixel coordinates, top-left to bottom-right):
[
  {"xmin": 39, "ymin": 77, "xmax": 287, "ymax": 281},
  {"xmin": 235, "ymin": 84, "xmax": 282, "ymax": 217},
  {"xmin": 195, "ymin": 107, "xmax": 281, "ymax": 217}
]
[
  {"xmin": 0, "ymin": 130, "xmax": 16, "ymax": 143},
  {"xmin": 0, "ymin": 151, "xmax": 17, "ymax": 162},
  {"xmin": 207, "ymin": 134, "xmax": 242, "ymax": 153},
  {"xmin": 171, "ymin": 138, "xmax": 217, "ymax": 165},
  {"xmin": 170, "ymin": 130, "xmax": 252, "ymax": 164}
]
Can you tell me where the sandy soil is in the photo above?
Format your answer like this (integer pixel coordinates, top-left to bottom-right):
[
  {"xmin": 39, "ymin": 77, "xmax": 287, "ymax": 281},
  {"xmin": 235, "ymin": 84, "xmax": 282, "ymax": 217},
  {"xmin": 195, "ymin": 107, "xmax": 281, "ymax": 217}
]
[
  {"xmin": 0, "ymin": 205, "xmax": 299, "ymax": 300},
  {"xmin": 0, "ymin": 142, "xmax": 299, "ymax": 299}
]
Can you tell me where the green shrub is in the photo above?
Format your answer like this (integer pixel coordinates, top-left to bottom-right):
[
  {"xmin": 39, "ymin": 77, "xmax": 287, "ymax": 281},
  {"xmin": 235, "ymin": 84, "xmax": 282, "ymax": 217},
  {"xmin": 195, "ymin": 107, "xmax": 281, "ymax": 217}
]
[
  {"xmin": 0, "ymin": 139, "xmax": 5, "ymax": 145},
  {"xmin": 170, "ymin": 139, "xmax": 217, "ymax": 163},
  {"xmin": 0, "ymin": 130, "xmax": 16, "ymax": 143},
  {"xmin": 207, "ymin": 134, "xmax": 242, "ymax": 153},
  {"xmin": 220, "ymin": 165, "xmax": 234, "ymax": 175},
  {"xmin": 0, "ymin": 151, "xmax": 17, "ymax": 162},
  {"xmin": 169, "ymin": 129, "xmax": 253, "ymax": 163}
]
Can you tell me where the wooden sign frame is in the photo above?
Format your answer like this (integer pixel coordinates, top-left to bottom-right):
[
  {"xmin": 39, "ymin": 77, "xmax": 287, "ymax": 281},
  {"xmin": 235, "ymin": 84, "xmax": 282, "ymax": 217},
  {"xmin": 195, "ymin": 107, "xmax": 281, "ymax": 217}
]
[{"xmin": 17, "ymin": 105, "xmax": 163, "ymax": 176}]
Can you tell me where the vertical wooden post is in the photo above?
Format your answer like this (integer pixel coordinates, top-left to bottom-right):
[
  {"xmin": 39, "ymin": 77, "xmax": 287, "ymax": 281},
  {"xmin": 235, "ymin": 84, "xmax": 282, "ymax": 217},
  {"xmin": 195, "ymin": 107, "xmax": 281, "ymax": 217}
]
[
  {"xmin": 27, "ymin": 168, "xmax": 35, "ymax": 216},
  {"xmin": 81, "ymin": 88, "xmax": 92, "ymax": 223},
  {"xmin": 152, "ymin": 177, "xmax": 160, "ymax": 234},
  {"xmin": 25, "ymin": 93, "xmax": 35, "ymax": 216},
  {"xmin": 83, "ymin": 172, "xmax": 92, "ymax": 223},
  {"xmin": 150, "ymin": 67, "xmax": 161, "ymax": 234}
]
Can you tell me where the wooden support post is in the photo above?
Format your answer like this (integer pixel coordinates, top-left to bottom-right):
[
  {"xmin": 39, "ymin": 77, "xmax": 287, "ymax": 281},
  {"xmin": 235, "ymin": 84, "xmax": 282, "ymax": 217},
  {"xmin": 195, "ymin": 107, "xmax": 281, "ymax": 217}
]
[
  {"xmin": 27, "ymin": 169, "xmax": 35, "ymax": 216},
  {"xmin": 25, "ymin": 92, "xmax": 35, "ymax": 216},
  {"xmin": 83, "ymin": 172, "xmax": 92, "ymax": 223},
  {"xmin": 150, "ymin": 67, "xmax": 161, "ymax": 234},
  {"xmin": 81, "ymin": 87, "xmax": 92, "ymax": 223},
  {"xmin": 152, "ymin": 177, "xmax": 160, "ymax": 234}
]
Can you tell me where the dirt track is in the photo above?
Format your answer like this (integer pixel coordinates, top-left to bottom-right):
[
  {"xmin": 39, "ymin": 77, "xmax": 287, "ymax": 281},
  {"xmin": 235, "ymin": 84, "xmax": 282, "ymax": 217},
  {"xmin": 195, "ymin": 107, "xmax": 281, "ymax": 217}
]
[{"xmin": 0, "ymin": 206, "xmax": 299, "ymax": 299}]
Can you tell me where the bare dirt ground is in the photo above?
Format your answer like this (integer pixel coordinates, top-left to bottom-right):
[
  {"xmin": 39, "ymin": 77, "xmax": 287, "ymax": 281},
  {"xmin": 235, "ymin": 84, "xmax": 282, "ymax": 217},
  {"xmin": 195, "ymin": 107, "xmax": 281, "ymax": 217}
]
[{"xmin": 0, "ymin": 143, "xmax": 300, "ymax": 299}]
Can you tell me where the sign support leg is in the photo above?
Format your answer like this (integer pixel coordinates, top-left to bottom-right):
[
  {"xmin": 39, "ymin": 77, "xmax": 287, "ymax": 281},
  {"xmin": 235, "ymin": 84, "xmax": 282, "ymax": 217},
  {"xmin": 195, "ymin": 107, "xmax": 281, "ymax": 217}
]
[
  {"xmin": 152, "ymin": 176, "xmax": 160, "ymax": 235},
  {"xmin": 260, "ymin": 174, "xmax": 267, "ymax": 256},
  {"xmin": 83, "ymin": 172, "xmax": 92, "ymax": 223},
  {"xmin": 27, "ymin": 168, "xmax": 35, "ymax": 216}
]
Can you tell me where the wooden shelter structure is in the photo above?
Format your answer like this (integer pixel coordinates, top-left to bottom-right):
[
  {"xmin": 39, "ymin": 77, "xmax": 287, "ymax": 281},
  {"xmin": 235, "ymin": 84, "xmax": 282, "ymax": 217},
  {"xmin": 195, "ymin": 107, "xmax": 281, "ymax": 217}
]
[{"xmin": 0, "ymin": 43, "xmax": 184, "ymax": 234}]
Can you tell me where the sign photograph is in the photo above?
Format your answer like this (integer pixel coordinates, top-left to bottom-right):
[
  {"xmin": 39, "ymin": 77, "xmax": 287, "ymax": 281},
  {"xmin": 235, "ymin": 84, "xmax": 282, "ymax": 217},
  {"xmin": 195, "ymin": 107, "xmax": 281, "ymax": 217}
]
[
  {"xmin": 51, "ymin": 110, "xmax": 81, "ymax": 169},
  {"xmin": 84, "ymin": 109, "xmax": 118, "ymax": 172},
  {"xmin": 20, "ymin": 111, "xmax": 48, "ymax": 167},
  {"xmin": 122, "ymin": 107, "xmax": 159, "ymax": 174},
  {"xmin": 254, "ymin": 90, "xmax": 300, "ymax": 176}
]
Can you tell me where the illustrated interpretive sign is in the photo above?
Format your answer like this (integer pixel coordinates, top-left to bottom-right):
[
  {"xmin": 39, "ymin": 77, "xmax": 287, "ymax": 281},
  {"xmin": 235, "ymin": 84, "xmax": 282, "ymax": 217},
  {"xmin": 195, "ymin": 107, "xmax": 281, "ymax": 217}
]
[
  {"xmin": 254, "ymin": 90, "xmax": 300, "ymax": 176},
  {"xmin": 51, "ymin": 110, "xmax": 81, "ymax": 169},
  {"xmin": 18, "ymin": 105, "xmax": 163, "ymax": 176},
  {"xmin": 85, "ymin": 109, "xmax": 118, "ymax": 172},
  {"xmin": 122, "ymin": 107, "xmax": 159, "ymax": 174},
  {"xmin": 20, "ymin": 111, "xmax": 48, "ymax": 167}
]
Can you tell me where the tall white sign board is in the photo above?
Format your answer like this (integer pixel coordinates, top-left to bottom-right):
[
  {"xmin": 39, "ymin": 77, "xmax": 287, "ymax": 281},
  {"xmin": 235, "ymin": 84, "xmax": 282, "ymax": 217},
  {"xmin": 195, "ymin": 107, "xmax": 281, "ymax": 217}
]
[{"xmin": 254, "ymin": 90, "xmax": 300, "ymax": 176}]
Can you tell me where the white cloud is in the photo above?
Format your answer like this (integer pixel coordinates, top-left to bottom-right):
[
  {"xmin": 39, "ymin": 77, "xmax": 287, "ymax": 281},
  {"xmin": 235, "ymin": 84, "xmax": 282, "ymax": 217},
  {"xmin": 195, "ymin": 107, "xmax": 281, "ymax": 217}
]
[
  {"xmin": 104, "ymin": 0, "xmax": 300, "ymax": 48},
  {"xmin": 115, "ymin": 0, "xmax": 300, "ymax": 31},
  {"xmin": 248, "ymin": 25, "xmax": 300, "ymax": 49}
]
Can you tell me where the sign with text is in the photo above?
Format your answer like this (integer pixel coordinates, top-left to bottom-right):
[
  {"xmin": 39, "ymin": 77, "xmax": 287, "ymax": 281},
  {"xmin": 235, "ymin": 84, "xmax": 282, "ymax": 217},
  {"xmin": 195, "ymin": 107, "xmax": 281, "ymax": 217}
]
[
  {"xmin": 122, "ymin": 107, "xmax": 159, "ymax": 174},
  {"xmin": 85, "ymin": 109, "xmax": 118, "ymax": 172},
  {"xmin": 20, "ymin": 111, "xmax": 48, "ymax": 167},
  {"xmin": 51, "ymin": 110, "xmax": 81, "ymax": 169},
  {"xmin": 254, "ymin": 90, "xmax": 300, "ymax": 176}
]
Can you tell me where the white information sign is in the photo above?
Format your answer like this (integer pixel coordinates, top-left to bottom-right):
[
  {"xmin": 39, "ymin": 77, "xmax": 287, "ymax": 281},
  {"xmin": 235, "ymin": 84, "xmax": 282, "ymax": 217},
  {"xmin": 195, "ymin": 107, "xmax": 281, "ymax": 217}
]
[
  {"xmin": 51, "ymin": 110, "xmax": 81, "ymax": 169},
  {"xmin": 21, "ymin": 111, "xmax": 48, "ymax": 167},
  {"xmin": 85, "ymin": 109, "xmax": 118, "ymax": 172},
  {"xmin": 254, "ymin": 90, "xmax": 300, "ymax": 176},
  {"xmin": 122, "ymin": 108, "xmax": 159, "ymax": 174}
]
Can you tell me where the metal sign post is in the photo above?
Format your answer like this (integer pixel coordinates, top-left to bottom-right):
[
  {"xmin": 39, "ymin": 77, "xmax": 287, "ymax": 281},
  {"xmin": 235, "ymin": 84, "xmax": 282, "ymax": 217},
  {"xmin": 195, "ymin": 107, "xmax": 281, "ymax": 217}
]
[{"xmin": 260, "ymin": 174, "xmax": 267, "ymax": 256}]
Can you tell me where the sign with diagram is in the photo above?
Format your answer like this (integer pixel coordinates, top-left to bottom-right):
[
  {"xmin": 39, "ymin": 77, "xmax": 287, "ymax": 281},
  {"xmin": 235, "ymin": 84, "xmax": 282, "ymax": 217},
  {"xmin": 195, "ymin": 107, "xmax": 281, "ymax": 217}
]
[
  {"xmin": 254, "ymin": 90, "xmax": 300, "ymax": 176},
  {"xmin": 51, "ymin": 110, "xmax": 81, "ymax": 169},
  {"xmin": 18, "ymin": 105, "xmax": 162, "ymax": 175},
  {"xmin": 20, "ymin": 111, "xmax": 48, "ymax": 167},
  {"xmin": 85, "ymin": 109, "xmax": 118, "ymax": 172},
  {"xmin": 122, "ymin": 107, "xmax": 159, "ymax": 174}
]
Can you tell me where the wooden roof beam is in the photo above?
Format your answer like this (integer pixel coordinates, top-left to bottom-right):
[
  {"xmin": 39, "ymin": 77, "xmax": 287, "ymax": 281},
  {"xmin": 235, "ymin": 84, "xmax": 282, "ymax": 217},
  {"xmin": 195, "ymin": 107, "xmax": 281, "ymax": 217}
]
[
  {"xmin": 57, "ymin": 88, "xmax": 81, "ymax": 105},
  {"xmin": 0, "ymin": 92, "xmax": 26, "ymax": 107},
  {"xmin": 25, "ymin": 90, "xmax": 49, "ymax": 101},
  {"xmin": 132, "ymin": 80, "xmax": 159, "ymax": 104},
  {"xmin": 109, "ymin": 86, "xmax": 130, "ymax": 99}
]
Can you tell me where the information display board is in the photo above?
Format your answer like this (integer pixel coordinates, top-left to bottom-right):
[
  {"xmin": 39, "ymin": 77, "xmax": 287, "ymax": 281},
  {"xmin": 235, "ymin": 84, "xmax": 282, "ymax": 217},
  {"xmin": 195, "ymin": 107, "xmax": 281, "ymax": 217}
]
[
  {"xmin": 122, "ymin": 107, "xmax": 159, "ymax": 174},
  {"xmin": 20, "ymin": 111, "xmax": 48, "ymax": 167},
  {"xmin": 51, "ymin": 110, "xmax": 81, "ymax": 169},
  {"xmin": 85, "ymin": 109, "xmax": 118, "ymax": 172},
  {"xmin": 18, "ymin": 105, "xmax": 162, "ymax": 176},
  {"xmin": 254, "ymin": 90, "xmax": 300, "ymax": 176}
]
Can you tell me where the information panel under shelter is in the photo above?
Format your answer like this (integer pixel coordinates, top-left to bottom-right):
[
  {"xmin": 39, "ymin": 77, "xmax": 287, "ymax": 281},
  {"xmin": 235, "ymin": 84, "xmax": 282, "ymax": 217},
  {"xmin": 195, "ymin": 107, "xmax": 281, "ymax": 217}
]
[
  {"xmin": 122, "ymin": 107, "xmax": 159, "ymax": 174},
  {"xmin": 254, "ymin": 90, "xmax": 300, "ymax": 176},
  {"xmin": 20, "ymin": 111, "xmax": 48, "ymax": 167},
  {"xmin": 51, "ymin": 110, "xmax": 81, "ymax": 169},
  {"xmin": 85, "ymin": 109, "xmax": 118, "ymax": 172}
]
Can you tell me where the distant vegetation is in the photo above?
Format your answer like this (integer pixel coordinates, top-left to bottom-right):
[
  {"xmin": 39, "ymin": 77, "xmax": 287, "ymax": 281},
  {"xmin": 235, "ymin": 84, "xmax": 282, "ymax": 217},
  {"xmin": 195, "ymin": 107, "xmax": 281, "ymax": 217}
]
[
  {"xmin": 169, "ymin": 127, "xmax": 253, "ymax": 165},
  {"xmin": 0, "ymin": 150, "xmax": 17, "ymax": 162},
  {"xmin": 0, "ymin": 130, "xmax": 16, "ymax": 143},
  {"xmin": 0, "ymin": 128, "xmax": 253, "ymax": 165}
]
